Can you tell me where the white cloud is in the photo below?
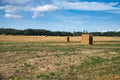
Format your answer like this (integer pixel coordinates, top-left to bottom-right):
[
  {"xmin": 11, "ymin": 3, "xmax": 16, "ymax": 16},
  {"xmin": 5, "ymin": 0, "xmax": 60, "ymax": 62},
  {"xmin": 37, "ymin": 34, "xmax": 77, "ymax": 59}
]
[
  {"xmin": 0, "ymin": 5, "xmax": 23, "ymax": 13},
  {"xmin": 0, "ymin": 6, "xmax": 4, "ymax": 9},
  {"xmin": 1, "ymin": 0, "xmax": 120, "ymax": 19},
  {"xmin": 32, "ymin": 12, "xmax": 38, "ymax": 18},
  {"xmin": 5, "ymin": 5, "xmax": 20, "ymax": 13},
  {"xmin": 32, "ymin": 13, "xmax": 44, "ymax": 18},
  {"xmin": 118, "ymin": 29, "xmax": 120, "ymax": 31},
  {"xmin": 108, "ymin": 10, "xmax": 120, "ymax": 14},
  {"xmin": 5, "ymin": 13, "xmax": 23, "ymax": 18},
  {"xmin": 0, "ymin": 5, "xmax": 23, "ymax": 18},
  {"xmin": 31, "ymin": 5, "xmax": 58, "ymax": 18},
  {"xmin": 0, "ymin": 4, "xmax": 58, "ymax": 18},
  {"xmin": 1, "ymin": 0, "xmax": 31, "ymax": 5},
  {"xmin": 31, "ymin": 5, "xmax": 58, "ymax": 12},
  {"xmin": 60, "ymin": 1, "xmax": 118, "ymax": 11}
]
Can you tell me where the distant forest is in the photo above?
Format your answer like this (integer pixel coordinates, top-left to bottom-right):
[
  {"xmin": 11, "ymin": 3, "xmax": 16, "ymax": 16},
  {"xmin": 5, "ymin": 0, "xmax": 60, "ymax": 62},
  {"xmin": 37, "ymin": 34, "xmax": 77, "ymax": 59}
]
[{"xmin": 0, "ymin": 28, "xmax": 120, "ymax": 36}]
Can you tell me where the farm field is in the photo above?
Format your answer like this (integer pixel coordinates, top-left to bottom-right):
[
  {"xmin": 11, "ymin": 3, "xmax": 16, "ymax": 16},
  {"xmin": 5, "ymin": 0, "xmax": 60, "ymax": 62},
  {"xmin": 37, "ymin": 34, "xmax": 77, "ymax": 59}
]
[
  {"xmin": 0, "ymin": 35, "xmax": 120, "ymax": 80},
  {"xmin": 0, "ymin": 35, "xmax": 120, "ymax": 44}
]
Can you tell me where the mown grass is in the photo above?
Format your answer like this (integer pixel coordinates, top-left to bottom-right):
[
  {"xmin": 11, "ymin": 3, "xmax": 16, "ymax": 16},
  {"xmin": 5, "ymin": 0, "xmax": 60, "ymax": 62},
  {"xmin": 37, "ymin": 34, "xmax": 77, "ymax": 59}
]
[
  {"xmin": 41, "ymin": 56, "xmax": 120, "ymax": 80},
  {"xmin": 0, "ymin": 42, "xmax": 76, "ymax": 53},
  {"xmin": 0, "ymin": 42, "xmax": 120, "ymax": 80},
  {"xmin": 0, "ymin": 42, "xmax": 120, "ymax": 53}
]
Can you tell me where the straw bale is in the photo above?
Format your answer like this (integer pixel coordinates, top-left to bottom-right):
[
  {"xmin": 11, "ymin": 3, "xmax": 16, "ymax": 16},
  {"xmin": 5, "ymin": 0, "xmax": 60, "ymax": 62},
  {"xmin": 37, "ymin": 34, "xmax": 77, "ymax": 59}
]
[
  {"xmin": 81, "ymin": 34, "xmax": 93, "ymax": 45},
  {"xmin": 67, "ymin": 36, "xmax": 70, "ymax": 42}
]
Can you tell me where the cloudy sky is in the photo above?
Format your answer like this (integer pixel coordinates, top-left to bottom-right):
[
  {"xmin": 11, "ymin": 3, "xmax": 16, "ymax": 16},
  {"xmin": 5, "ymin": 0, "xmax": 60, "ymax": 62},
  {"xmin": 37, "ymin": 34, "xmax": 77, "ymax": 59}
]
[{"xmin": 0, "ymin": 0, "xmax": 120, "ymax": 32}]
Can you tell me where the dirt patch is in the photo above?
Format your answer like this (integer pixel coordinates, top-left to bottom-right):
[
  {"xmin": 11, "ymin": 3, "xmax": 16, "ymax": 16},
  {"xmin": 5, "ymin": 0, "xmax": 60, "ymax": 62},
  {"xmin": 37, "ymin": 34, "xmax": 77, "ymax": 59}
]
[{"xmin": 109, "ymin": 52, "xmax": 118, "ymax": 55}]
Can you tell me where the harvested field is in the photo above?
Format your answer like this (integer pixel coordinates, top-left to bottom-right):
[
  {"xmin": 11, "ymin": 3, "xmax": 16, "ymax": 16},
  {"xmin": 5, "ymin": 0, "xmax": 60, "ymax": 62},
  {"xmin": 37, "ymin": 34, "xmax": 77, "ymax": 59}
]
[
  {"xmin": 0, "ymin": 35, "xmax": 120, "ymax": 44},
  {"xmin": 0, "ymin": 35, "xmax": 81, "ymax": 43},
  {"xmin": 0, "ymin": 35, "xmax": 120, "ymax": 80}
]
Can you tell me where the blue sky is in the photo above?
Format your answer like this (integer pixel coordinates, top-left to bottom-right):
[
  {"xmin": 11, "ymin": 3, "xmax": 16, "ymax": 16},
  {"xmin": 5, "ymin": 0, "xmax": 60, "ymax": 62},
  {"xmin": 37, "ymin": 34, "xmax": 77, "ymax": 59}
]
[{"xmin": 0, "ymin": 0, "xmax": 120, "ymax": 32}]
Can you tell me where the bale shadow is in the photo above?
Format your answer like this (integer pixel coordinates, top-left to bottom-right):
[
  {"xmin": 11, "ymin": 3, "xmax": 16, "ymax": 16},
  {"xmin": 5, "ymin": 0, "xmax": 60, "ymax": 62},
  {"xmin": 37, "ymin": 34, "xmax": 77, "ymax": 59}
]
[{"xmin": 0, "ymin": 73, "xmax": 3, "ymax": 80}]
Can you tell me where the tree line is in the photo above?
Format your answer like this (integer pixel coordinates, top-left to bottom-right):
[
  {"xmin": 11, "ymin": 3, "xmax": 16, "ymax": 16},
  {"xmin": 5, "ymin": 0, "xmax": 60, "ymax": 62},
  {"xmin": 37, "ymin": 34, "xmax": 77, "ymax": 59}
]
[{"xmin": 0, "ymin": 28, "xmax": 120, "ymax": 36}]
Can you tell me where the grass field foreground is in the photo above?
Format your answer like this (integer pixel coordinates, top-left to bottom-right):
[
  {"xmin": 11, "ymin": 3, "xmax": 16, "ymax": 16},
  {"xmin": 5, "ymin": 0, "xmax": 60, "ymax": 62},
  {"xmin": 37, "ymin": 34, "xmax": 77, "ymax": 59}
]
[{"xmin": 0, "ymin": 36, "xmax": 120, "ymax": 80}]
